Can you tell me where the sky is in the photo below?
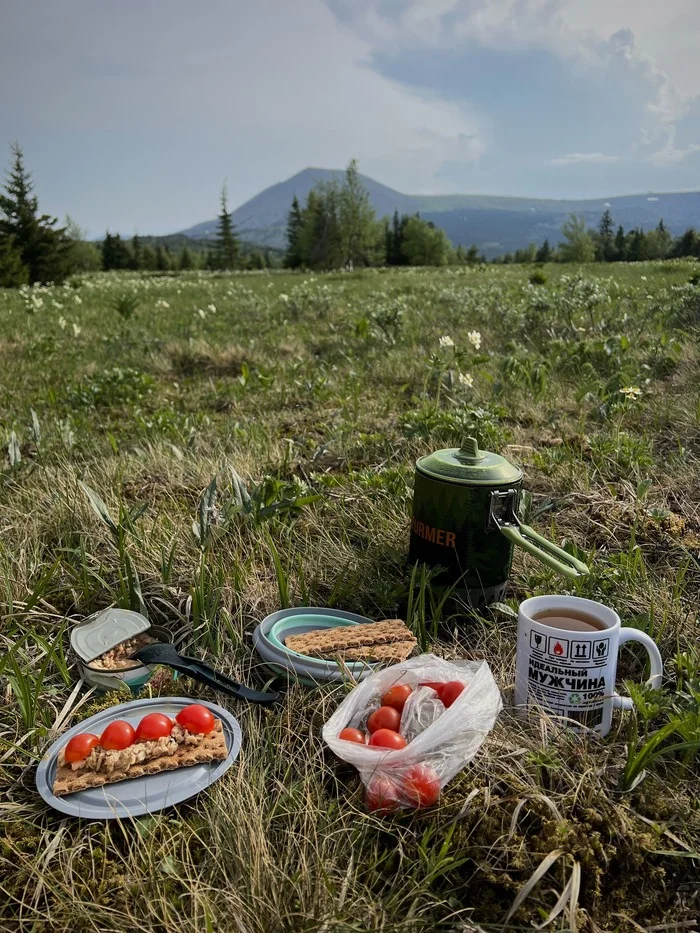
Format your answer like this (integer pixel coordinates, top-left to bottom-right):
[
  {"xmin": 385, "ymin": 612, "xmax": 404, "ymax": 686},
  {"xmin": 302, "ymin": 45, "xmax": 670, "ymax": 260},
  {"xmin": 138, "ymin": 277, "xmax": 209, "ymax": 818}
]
[{"xmin": 1, "ymin": 0, "xmax": 699, "ymax": 236}]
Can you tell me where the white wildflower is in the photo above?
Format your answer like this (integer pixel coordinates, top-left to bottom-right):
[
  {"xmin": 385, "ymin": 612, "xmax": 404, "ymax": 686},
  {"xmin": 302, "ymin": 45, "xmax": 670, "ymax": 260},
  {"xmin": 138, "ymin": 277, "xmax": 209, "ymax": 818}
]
[
  {"xmin": 155, "ymin": 299, "xmax": 170, "ymax": 309},
  {"xmin": 279, "ymin": 293, "xmax": 290, "ymax": 303},
  {"xmin": 74, "ymin": 294, "xmax": 82, "ymax": 304},
  {"xmin": 197, "ymin": 308, "xmax": 206, "ymax": 319},
  {"xmin": 620, "ymin": 386, "xmax": 642, "ymax": 400},
  {"xmin": 467, "ymin": 330, "xmax": 482, "ymax": 350},
  {"xmin": 207, "ymin": 303, "xmax": 216, "ymax": 313},
  {"xmin": 72, "ymin": 323, "xmax": 81, "ymax": 337},
  {"xmin": 52, "ymin": 300, "xmax": 63, "ymax": 309},
  {"xmin": 641, "ymin": 275, "xmax": 647, "ymax": 281},
  {"xmin": 58, "ymin": 316, "xmax": 67, "ymax": 330},
  {"xmin": 458, "ymin": 372, "xmax": 474, "ymax": 388},
  {"xmin": 439, "ymin": 335, "xmax": 454, "ymax": 348}
]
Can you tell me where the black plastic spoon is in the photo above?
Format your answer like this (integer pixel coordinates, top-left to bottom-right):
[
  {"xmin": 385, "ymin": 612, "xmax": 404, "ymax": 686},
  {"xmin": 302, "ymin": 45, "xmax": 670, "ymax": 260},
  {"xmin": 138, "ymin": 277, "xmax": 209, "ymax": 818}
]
[{"xmin": 133, "ymin": 642, "xmax": 280, "ymax": 704}]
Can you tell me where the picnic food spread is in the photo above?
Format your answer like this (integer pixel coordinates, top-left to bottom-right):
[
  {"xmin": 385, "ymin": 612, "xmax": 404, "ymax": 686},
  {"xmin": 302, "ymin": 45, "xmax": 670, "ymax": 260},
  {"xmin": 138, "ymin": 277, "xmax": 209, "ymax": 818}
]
[
  {"xmin": 284, "ymin": 618, "xmax": 417, "ymax": 663},
  {"xmin": 53, "ymin": 704, "xmax": 227, "ymax": 796}
]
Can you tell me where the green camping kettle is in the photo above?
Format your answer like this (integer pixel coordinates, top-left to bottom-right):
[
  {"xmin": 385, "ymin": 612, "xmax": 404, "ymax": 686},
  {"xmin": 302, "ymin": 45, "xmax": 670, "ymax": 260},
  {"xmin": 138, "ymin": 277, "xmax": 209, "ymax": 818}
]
[{"xmin": 408, "ymin": 437, "xmax": 589, "ymax": 607}]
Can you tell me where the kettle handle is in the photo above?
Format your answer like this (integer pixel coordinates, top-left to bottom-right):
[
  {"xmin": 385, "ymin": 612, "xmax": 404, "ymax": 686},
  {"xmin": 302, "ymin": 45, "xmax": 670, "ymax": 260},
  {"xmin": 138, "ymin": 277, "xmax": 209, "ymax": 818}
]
[{"xmin": 498, "ymin": 523, "xmax": 589, "ymax": 579}]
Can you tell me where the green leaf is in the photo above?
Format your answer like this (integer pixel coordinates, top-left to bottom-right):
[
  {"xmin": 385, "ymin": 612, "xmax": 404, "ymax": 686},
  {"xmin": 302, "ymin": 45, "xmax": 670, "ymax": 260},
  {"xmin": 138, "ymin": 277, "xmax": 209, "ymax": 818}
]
[{"xmin": 78, "ymin": 481, "xmax": 118, "ymax": 534}]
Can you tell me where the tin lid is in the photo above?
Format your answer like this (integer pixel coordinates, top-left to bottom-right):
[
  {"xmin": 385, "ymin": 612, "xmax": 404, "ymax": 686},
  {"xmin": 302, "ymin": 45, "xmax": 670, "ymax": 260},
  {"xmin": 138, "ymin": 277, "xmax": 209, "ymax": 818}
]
[
  {"xmin": 416, "ymin": 436, "xmax": 522, "ymax": 486},
  {"xmin": 70, "ymin": 608, "xmax": 151, "ymax": 663}
]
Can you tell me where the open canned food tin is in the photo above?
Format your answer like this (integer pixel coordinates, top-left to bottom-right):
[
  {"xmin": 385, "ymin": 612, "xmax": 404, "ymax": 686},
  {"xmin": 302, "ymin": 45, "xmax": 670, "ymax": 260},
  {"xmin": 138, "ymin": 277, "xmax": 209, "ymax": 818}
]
[{"xmin": 70, "ymin": 608, "xmax": 177, "ymax": 693}]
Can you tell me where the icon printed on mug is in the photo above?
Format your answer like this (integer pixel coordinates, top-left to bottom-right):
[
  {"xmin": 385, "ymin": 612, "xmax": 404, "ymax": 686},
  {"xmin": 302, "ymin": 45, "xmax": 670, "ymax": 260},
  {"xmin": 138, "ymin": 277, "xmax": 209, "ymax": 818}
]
[
  {"xmin": 530, "ymin": 630, "xmax": 546, "ymax": 652},
  {"xmin": 571, "ymin": 640, "xmax": 592, "ymax": 661},
  {"xmin": 547, "ymin": 636, "xmax": 569, "ymax": 659},
  {"xmin": 593, "ymin": 639, "xmax": 610, "ymax": 660}
]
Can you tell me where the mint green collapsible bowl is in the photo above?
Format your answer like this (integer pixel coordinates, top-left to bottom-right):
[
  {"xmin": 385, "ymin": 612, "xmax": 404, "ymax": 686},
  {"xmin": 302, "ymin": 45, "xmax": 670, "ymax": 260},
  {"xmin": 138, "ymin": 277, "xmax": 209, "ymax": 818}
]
[{"xmin": 253, "ymin": 607, "xmax": 379, "ymax": 684}]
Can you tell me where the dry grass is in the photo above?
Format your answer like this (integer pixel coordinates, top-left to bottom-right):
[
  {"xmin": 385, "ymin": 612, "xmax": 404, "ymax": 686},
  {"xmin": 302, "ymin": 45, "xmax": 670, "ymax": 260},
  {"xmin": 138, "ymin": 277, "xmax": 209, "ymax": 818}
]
[{"xmin": 0, "ymin": 263, "xmax": 699, "ymax": 932}]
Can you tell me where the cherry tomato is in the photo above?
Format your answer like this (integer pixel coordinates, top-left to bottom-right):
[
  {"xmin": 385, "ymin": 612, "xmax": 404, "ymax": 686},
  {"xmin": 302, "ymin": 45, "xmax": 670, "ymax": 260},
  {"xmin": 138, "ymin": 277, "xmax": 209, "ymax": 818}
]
[
  {"xmin": 381, "ymin": 684, "xmax": 412, "ymax": 713},
  {"xmin": 100, "ymin": 720, "xmax": 136, "ymax": 750},
  {"xmin": 64, "ymin": 733, "xmax": 100, "ymax": 763},
  {"xmin": 135, "ymin": 713, "xmax": 173, "ymax": 742},
  {"xmin": 367, "ymin": 706, "xmax": 401, "ymax": 734},
  {"xmin": 176, "ymin": 703, "xmax": 215, "ymax": 735},
  {"xmin": 338, "ymin": 727, "xmax": 367, "ymax": 744},
  {"xmin": 365, "ymin": 776, "xmax": 401, "ymax": 813},
  {"xmin": 439, "ymin": 681, "xmax": 466, "ymax": 708},
  {"xmin": 402, "ymin": 764, "xmax": 441, "ymax": 808},
  {"xmin": 419, "ymin": 682, "xmax": 446, "ymax": 693},
  {"xmin": 369, "ymin": 728, "xmax": 407, "ymax": 749}
]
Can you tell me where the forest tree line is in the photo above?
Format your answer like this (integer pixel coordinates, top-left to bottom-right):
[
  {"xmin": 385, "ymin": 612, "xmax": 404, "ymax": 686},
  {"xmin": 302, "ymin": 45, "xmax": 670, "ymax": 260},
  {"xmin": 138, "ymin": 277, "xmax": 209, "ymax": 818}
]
[
  {"xmin": 0, "ymin": 144, "xmax": 267, "ymax": 286},
  {"xmin": 4, "ymin": 144, "xmax": 700, "ymax": 287}
]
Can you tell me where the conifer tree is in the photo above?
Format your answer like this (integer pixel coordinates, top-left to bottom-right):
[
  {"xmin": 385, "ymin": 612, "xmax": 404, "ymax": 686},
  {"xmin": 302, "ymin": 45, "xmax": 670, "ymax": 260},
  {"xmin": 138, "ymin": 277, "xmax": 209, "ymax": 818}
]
[
  {"xmin": 673, "ymin": 228, "xmax": 699, "ymax": 258},
  {"xmin": 614, "ymin": 225, "xmax": 627, "ymax": 261},
  {"xmin": 627, "ymin": 228, "xmax": 647, "ymax": 262},
  {"xmin": 179, "ymin": 244, "xmax": 193, "ymax": 270},
  {"xmin": 535, "ymin": 239, "xmax": 553, "ymax": 262},
  {"xmin": 597, "ymin": 209, "xmax": 615, "ymax": 261},
  {"xmin": 0, "ymin": 143, "xmax": 72, "ymax": 284},
  {"xmin": 215, "ymin": 183, "xmax": 239, "ymax": 270},
  {"xmin": 0, "ymin": 234, "xmax": 27, "ymax": 286},
  {"xmin": 142, "ymin": 245, "xmax": 157, "ymax": 270},
  {"xmin": 285, "ymin": 195, "xmax": 303, "ymax": 268},
  {"xmin": 155, "ymin": 243, "xmax": 171, "ymax": 271},
  {"xmin": 130, "ymin": 234, "xmax": 144, "ymax": 270}
]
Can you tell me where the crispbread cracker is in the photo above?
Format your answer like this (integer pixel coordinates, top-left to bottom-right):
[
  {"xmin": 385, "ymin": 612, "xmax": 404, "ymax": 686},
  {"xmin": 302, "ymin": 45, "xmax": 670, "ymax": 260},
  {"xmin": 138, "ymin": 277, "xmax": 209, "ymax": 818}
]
[
  {"xmin": 52, "ymin": 719, "xmax": 227, "ymax": 797},
  {"xmin": 284, "ymin": 619, "xmax": 415, "ymax": 661},
  {"xmin": 331, "ymin": 640, "xmax": 416, "ymax": 662}
]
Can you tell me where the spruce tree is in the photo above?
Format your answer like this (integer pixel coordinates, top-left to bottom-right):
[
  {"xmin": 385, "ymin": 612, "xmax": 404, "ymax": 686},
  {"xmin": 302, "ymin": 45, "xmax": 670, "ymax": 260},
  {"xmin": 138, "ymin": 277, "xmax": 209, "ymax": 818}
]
[
  {"xmin": 388, "ymin": 211, "xmax": 402, "ymax": 265},
  {"xmin": 285, "ymin": 195, "xmax": 303, "ymax": 268},
  {"xmin": 614, "ymin": 225, "xmax": 627, "ymax": 261},
  {"xmin": 535, "ymin": 239, "xmax": 552, "ymax": 262},
  {"xmin": 142, "ymin": 245, "xmax": 157, "ymax": 270},
  {"xmin": 0, "ymin": 234, "xmax": 28, "ymax": 287},
  {"xmin": 654, "ymin": 219, "xmax": 672, "ymax": 259},
  {"xmin": 0, "ymin": 143, "xmax": 72, "ymax": 284},
  {"xmin": 131, "ymin": 234, "xmax": 143, "ymax": 270},
  {"xmin": 215, "ymin": 183, "xmax": 239, "ymax": 270},
  {"xmin": 627, "ymin": 228, "xmax": 647, "ymax": 262},
  {"xmin": 673, "ymin": 228, "xmax": 699, "ymax": 258},
  {"xmin": 179, "ymin": 244, "xmax": 193, "ymax": 270},
  {"xmin": 597, "ymin": 209, "xmax": 615, "ymax": 261},
  {"xmin": 155, "ymin": 243, "xmax": 170, "ymax": 271}
]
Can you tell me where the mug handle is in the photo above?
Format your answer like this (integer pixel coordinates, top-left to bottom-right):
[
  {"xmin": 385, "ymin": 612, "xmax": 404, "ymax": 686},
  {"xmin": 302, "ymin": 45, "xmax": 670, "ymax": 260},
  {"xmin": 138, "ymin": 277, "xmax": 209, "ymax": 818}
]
[{"xmin": 612, "ymin": 628, "xmax": 664, "ymax": 711}]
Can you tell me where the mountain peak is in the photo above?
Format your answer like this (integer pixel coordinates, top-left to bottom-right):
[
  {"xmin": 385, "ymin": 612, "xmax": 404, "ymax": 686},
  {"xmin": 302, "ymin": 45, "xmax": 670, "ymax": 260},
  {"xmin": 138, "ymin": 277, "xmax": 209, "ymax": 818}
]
[{"xmin": 178, "ymin": 168, "xmax": 700, "ymax": 258}]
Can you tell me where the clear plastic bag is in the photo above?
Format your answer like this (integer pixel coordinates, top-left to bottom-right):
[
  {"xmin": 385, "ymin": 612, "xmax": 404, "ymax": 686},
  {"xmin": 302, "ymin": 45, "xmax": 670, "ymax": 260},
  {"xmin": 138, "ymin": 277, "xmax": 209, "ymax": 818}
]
[{"xmin": 322, "ymin": 653, "xmax": 502, "ymax": 810}]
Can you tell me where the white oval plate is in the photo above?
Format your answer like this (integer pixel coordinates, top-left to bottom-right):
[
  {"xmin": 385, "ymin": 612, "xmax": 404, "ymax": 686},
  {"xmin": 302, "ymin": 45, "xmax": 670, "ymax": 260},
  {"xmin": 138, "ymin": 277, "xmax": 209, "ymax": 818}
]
[{"xmin": 36, "ymin": 697, "xmax": 241, "ymax": 820}]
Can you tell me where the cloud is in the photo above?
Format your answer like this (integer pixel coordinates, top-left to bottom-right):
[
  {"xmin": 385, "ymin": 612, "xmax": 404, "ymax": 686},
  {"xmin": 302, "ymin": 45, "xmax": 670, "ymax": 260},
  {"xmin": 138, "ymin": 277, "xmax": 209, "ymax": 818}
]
[
  {"xmin": 549, "ymin": 153, "xmax": 620, "ymax": 166},
  {"xmin": 647, "ymin": 128, "xmax": 700, "ymax": 165},
  {"xmin": 329, "ymin": 0, "xmax": 700, "ymax": 178},
  {"xmin": 0, "ymin": 0, "xmax": 486, "ymax": 233}
]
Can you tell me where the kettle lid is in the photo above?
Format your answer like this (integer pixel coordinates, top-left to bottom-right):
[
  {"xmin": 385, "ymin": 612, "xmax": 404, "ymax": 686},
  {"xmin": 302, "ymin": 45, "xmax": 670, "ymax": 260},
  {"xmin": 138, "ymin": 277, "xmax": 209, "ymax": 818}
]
[{"xmin": 416, "ymin": 436, "xmax": 522, "ymax": 486}]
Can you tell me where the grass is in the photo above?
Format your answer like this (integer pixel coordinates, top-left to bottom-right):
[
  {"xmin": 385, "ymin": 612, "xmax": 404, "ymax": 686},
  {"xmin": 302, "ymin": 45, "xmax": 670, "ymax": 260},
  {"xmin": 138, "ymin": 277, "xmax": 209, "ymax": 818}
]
[{"xmin": 1, "ymin": 262, "xmax": 699, "ymax": 932}]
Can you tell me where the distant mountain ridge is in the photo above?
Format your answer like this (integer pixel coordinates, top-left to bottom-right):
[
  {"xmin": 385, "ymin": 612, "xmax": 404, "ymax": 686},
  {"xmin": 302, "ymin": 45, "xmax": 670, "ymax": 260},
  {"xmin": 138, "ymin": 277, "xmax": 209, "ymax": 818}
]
[{"xmin": 178, "ymin": 168, "xmax": 700, "ymax": 258}]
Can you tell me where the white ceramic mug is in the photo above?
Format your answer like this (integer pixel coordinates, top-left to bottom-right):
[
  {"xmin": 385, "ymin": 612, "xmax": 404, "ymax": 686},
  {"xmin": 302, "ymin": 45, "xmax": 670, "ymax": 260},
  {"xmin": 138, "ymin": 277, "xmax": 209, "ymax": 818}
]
[{"xmin": 515, "ymin": 595, "xmax": 663, "ymax": 736}]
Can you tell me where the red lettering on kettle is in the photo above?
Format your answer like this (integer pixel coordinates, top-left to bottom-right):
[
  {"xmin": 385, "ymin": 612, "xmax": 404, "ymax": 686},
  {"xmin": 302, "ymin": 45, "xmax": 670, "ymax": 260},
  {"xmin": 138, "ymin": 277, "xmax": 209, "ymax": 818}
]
[{"xmin": 411, "ymin": 518, "xmax": 456, "ymax": 548}]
